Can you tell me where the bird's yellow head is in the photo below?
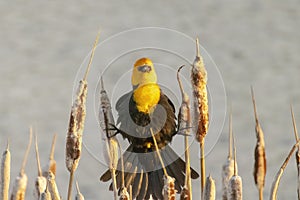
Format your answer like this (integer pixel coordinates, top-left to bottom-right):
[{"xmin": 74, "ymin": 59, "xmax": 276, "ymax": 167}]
[{"xmin": 131, "ymin": 58, "xmax": 157, "ymax": 88}]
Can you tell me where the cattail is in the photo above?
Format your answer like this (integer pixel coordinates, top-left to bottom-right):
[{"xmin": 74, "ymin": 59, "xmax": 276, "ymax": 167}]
[
  {"xmin": 34, "ymin": 135, "xmax": 47, "ymax": 199},
  {"xmin": 191, "ymin": 37, "xmax": 209, "ymax": 143},
  {"xmin": 191, "ymin": 37, "xmax": 209, "ymax": 196},
  {"xmin": 119, "ymin": 187, "xmax": 130, "ymax": 200},
  {"xmin": 162, "ymin": 175, "xmax": 176, "ymax": 200},
  {"xmin": 228, "ymin": 138, "xmax": 242, "ymax": 200},
  {"xmin": 10, "ymin": 128, "xmax": 33, "ymax": 200},
  {"xmin": 290, "ymin": 105, "xmax": 300, "ymax": 200},
  {"xmin": 47, "ymin": 171, "xmax": 61, "ymax": 200},
  {"xmin": 251, "ymin": 87, "xmax": 266, "ymax": 200},
  {"xmin": 75, "ymin": 181, "xmax": 84, "ymax": 200},
  {"xmin": 99, "ymin": 76, "xmax": 119, "ymax": 200},
  {"xmin": 65, "ymin": 78, "xmax": 87, "ymax": 172},
  {"xmin": 43, "ymin": 134, "xmax": 57, "ymax": 177},
  {"xmin": 177, "ymin": 65, "xmax": 192, "ymax": 200},
  {"xmin": 270, "ymin": 140, "xmax": 300, "ymax": 200},
  {"xmin": 228, "ymin": 176, "xmax": 243, "ymax": 200},
  {"xmin": 65, "ymin": 32, "xmax": 100, "ymax": 200},
  {"xmin": 203, "ymin": 175, "xmax": 216, "ymax": 200},
  {"xmin": 222, "ymin": 111, "xmax": 236, "ymax": 200},
  {"xmin": 1, "ymin": 140, "xmax": 11, "ymax": 200},
  {"xmin": 39, "ymin": 186, "xmax": 51, "ymax": 200}
]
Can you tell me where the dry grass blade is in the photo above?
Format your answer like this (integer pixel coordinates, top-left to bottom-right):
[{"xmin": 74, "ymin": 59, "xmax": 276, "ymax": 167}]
[
  {"xmin": 34, "ymin": 135, "xmax": 47, "ymax": 199},
  {"xmin": 191, "ymin": 37, "xmax": 209, "ymax": 197},
  {"xmin": 150, "ymin": 128, "xmax": 168, "ymax": 177},
  {"xmin": 47, "ymin": 171, "xmax": 61, "ymax": 200},
  {"xmin": 65, "ymin": 32, "xmax": 100, "ymax": 200},
  {"xmin": 177, "ymin": 65, "xmax": 192, "ymax": 200},
  {"xmin": 75, "ymin": 181, "xmax": 85, "ymax": 200},
  {"xmin": 291, "ymin": 105, "xmax": 300, "ymax": 199},
  {"xmin": 222, "ymin": 110, "xmax": 236, "ymax": 200},
  {"xmin": 43, "ymin": 134, "xmax": 57, "ymax": 177},
  {"xmin": 149, "ymin": 128, "xmax": 176, "ymax": 200},
  {"xmin": 203, "ymin": 175, "xmax": 216, "ymax": 200},
  {"xmin": 228, "ymin": 137, "xmax": 242, "ymax": 200},
  {"xmin": 1, "ymin": 140, "xmax": 11, "ymax": 200},
  {"xmin": 10, "ymin": 128, "xmax": 33, "ymax": 200},
  {"xmin": 270, "ymin": 140, "xmax": 300, "ymax": 200},
  {"xmin": 251, "ymin": 87, "xmax": 267, "ymax": 200},
  {"xmin": 162, "ymin": 175, "xmax": 176, "ymax": 200},
  {"xmin": 99, "ymin": 77, "xmax": 119, "ymax": 200}
]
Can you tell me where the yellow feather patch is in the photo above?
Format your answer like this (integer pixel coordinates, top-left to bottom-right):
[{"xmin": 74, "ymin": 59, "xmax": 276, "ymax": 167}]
[{"xmin": 133, "ymin": 83, "xmax": 161, "ymax": 113}]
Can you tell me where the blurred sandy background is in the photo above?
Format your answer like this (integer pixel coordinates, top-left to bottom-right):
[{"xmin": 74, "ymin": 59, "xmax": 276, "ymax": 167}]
[{"xmin": 1, "ymin": 0, "xmax": 300, "ymax": 199}]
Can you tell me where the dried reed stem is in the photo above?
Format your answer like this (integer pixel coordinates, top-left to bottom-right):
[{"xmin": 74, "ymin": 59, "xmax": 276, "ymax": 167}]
[
  {"xmin": 66, "ymin": 32, "xmax": 99, "ymax": 200},
  {"xmin": 270, "ymin": 140, "xmax": 300, "ymax": 200},
  {"xmin": 34, "ymin": 135, "xmax": 47, "ymax": 199},
  {"xmin": 99, "ymin": 77, "xmax": 119, "ymax": 200},
  {"xmin": 251, "ymin": 87, "xmax": 266, "ymax": 200},
  {"xmin": 43, "ymin": 134, "xmax": 57, "ymax": 177},
  {"xmin": 10, "ymin": 128, "xmax": 33, "ymax": 200},
  {"xmin": 150, "ymin": 128, "xmax": 168, "ymax": 176},
  {"xmin": 47, "ymin": 171, "xmax": 61, "ymax": 200},
  {"xmin": 290, "ymin": 105, "xmax": 300, "ymax": 199},
  {"xmin": 222, "ymin": 110, "xmax": 236, "ymax": 200},
  {"xmin": 83, "ymin": 31, "xmax": 100, "ymax": 81},
  {"xmin": 177, "ymin": 65, "xmax": 192, "ymax": 200},
  {"xmin": 1, "ymin": 140, "xmax": 10, "ymax": 200},
  {"xmin": 149, "ymin": 128, "xmax": 176, "ymax": 199},
  {"xmin": 75, "ymin": 181, "xmax": 85, "ymax": 200},
  {"xmin": 191, "ymin": 38, "xmax": 209, "ymax": 197},
  {"xmin": 227, "ymin": 140, "xmax": 242, "ymax": 200},
  {"xmin": 203, "ymin": 175, "xmax": 216, "ymax": 200}
]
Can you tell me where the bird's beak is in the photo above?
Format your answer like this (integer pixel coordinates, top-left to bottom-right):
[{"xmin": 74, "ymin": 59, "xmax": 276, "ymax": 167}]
[{"xmin": 137, "ymin": 65, "xmax": 152, "ymax": 73}]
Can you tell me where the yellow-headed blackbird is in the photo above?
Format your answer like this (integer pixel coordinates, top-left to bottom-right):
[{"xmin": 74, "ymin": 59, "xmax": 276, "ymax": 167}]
[{"xmin": 100, "ymin": 58, "xmax": 199, "ymax": 199}]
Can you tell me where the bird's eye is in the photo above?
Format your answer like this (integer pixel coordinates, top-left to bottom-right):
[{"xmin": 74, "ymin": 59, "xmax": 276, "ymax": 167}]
[{"xmin": 138, "ymin": 65, "xmax": 152, "ymax": 72}]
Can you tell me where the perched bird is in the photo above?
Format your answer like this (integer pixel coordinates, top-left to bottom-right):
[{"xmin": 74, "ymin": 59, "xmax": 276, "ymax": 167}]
[{"xmin": 100, "ymin": 58, "xmax": 199, "ymax": 199}]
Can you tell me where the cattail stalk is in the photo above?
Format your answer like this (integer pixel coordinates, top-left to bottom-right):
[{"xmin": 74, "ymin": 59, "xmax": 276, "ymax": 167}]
[
  {"xmin": 290, "ymin": 105, "xmax": 300, "ymax": 199},
  {"xmin": 203, "ymin": 175, "xmax": 216, "ymax": 200},
  {"xmin": 34, "ymin": 135, "xmax": 47, "ymax": 199},
  {"xmin": 10, "ymin": 128, "xmax": 33, "ymax": 200},
  {"xmin": 251, "ymin": 87, "xmax": 266, "ymax": 200},
  {"xmin": 65, "ymin": 32, "xmax": 100, "ymax": 200},
  {"xmin": 177, "ymin": 65, "xmax": 192, "ymax": 200},
  {"xmin": 75, "ymin": 181, "xmax": 84, "ymax": 200},
  {"xmin": 99, "ymin": 77, "xmax": 119, "ymax": 200},
  {"xmin": 191, "ymin": 38, "xmax": 209, "ymax": 197},
  {"xmin": 47, "ymin": 171, "xmax": 61, "ymax": 200},
  {"xmin": 1, "ymin": 140, "xmax": 10, "ymax": 200},
  {"xmin": 228, "ymin": 140, "xmax": 242, "ymax": 200},
  {"xmin": 222, "ymin": 111, "xmax": 236, "ymax": 200},
  {"xmin": 270, "ymin": 140, "xmax": 300, "ymax": 200}
]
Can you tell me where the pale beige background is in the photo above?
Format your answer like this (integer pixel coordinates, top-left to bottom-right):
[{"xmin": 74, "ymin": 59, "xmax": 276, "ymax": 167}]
[{"xmin": 0, "ymin": 1, "xmax": 300, "ymax": 199}]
